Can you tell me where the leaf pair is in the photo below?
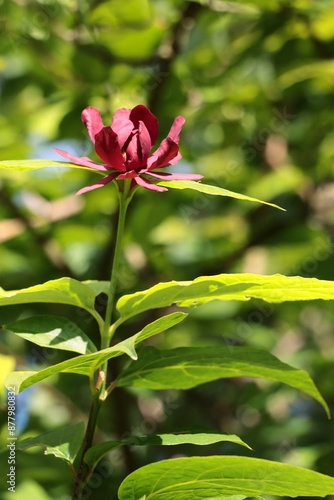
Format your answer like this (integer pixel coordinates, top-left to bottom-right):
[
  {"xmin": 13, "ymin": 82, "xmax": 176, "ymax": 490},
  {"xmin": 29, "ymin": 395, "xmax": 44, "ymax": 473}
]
[
  {"xmin": 0, "ymin": 160, "xmax": 283, "ymax": 210},
  {"xmin": 4, "ymin": 312, "xmax": 187, "ymax": 392}
]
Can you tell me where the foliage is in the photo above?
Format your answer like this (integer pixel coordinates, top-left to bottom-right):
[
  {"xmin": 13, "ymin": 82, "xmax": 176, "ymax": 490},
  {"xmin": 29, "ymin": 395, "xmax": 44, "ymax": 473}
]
[{"xmin": 1, "ymin": 0, "xmax": 334, "ymax": 499}]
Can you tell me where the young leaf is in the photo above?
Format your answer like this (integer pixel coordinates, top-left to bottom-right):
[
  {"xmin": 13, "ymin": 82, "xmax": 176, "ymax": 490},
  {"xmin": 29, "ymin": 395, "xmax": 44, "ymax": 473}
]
[
  {"xmin": 0, "ymin": 159, "xmax": 104, "ymax": 173},
  {"xmin": 5, "ymin": 313, "xmax": 187, "ymax": 393},
  {"xmin": 4, "ymin": 315, "xmax": 97, "ymax": 354},
  {"xmin": 117, "ymin": 346, "xmax": 329, "ymax": 416},
  {"xmin": 117, "ymin": 273, "xmax": 334, "ymax": 322},
  {"xmin": 84, "ymin": 432, "xmax": 250, "ymax": 470},
  {"xmin": 14, "ymin": 422, "xmax": 85, "ymax": 464},
  {"xmin": 157, "ymin": 180, "xmax": 285, "ymax": 210},
  {"xmin": 0, "ymin": 277, "xmax": 104, "ymax": 328},
  {"xmin": 118, "ymin": 456, "xmax": 334, "ymax": 499}
]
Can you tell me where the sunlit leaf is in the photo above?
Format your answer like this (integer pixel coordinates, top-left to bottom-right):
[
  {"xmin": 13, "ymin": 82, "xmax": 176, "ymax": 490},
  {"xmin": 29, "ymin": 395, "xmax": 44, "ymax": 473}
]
[
  {"xmin": 117, "ymin": 346, "xmax": 329, "ymax": 416},
  {"xmin": 123, "ymin": 432, "xmax": 251, "ymax": 448},
  {"xmin": 5, "ymin": 315, "xmax": 97, "ymax": 354},
  {"xmin": 157, "ymin": 180, "xmax": 284, "ymax": 210},
  {"xmin": 118, "ymin": 456, "xmax": 334, "ymax": 499},
  {"xmin": 0, "ymin": 277, "xmax": 104, "ymax": 328},
  {"xmin": 117, "ymin": 273, "xmax": 334, "ymax": 322},
  {"xmin": 0, "ymin": 159, "xmax": 102, "ymax": 173}
]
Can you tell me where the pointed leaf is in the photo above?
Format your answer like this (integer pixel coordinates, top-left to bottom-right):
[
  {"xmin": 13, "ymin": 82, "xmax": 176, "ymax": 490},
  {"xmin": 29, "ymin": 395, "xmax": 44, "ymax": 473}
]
[
  {"xmin": 15, "ymin": 422, "xmax": 85, "ymax": 464},
  {"xmin": 84, "ymin": 431, "xmax": 250, "ymax": 470},
  {"xmin": 123, "ymin": 432, "xmax": 251, "ymax": 449},
  {"xmin": 117, "ymin": 273, "xmax": 334, "ymax": 322},
  {"xmin": 118, "ymin": 456, "xmax": 334, "ymax": 499},
  {"xmin": 157, "ymin": 180, "xmax": 284, "ymax": 210},
  {"xmin": 0, "ymin": 277, "xmax": 104, "ymax": 328},
  {"xmin": 5, "ymin": 315, "xmax": 97, "ymax": 354},
  {"xmin": 117, "ymin": 346, "xmax": 329, "ymax": 416},
  {"xmin": 5, "ymin": 313, "xmax": 187, "ymax": 393},
  {"xmin": 0, "ymin": 159, "xmax": 103, "ymax": 173}
]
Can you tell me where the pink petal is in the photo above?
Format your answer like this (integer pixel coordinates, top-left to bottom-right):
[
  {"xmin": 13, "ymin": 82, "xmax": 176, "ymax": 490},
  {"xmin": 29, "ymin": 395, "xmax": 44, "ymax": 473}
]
[
  {"xmin": 147, "ymin": 172, "xmax": 203, "ymax": 181},
  {"xmin": 54, "ymin": 148, "xmax": 108, "ymax": 171},
  {"xmin": 81, "ymin": 107, "xmax": 105, "ymax": 143},
  {"xmin": 111, "ymin": 108, "xmax": 134, "ymax": 148},
  {"xmin": 95, "ymin": 127, "xmax": 126, "ymax": 172},
  {"xmin": 167, "ymin": 116, "xmax": 185, "ymax": 144},
  {"xmin": 130, "ymin": 105, "xmax": 158, "ymax": 146},
  {"xmin": 76, "ymin": 173, "xmax": 118, "ymax": 195},
  {"xmin": 134, "ymin": 175, "xmax": 167, "ymax": 192},
  {"xmin": 147, "ymin": 138, "xmax": 179, "ymax": 170}
]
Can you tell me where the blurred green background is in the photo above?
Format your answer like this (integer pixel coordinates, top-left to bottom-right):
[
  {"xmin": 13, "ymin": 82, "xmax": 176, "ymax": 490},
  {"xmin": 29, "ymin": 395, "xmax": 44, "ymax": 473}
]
[{"xmin": 1, "ymin": 0, "xmax": 334, "ymax": 498}]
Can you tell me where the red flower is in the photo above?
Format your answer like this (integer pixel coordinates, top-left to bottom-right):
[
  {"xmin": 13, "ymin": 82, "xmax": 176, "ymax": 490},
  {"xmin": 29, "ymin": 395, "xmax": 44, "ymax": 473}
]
[{"xmin": 55, "ymin": 105, "xmax": 202, "ymax": 194}]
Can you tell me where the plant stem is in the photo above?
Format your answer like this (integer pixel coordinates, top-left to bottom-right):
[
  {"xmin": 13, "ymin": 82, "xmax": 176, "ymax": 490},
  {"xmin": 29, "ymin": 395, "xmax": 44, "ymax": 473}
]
[
  {"xmin": 72, "ymin": 393, "xmax": 101, "ymax": 499},
  {"xmin": 72, "ymin": 182, "xmax": 133, "ymax": 499},
  {"xmin": 101, "ymin": 185, "xmax": 131, "ymax": 351}
]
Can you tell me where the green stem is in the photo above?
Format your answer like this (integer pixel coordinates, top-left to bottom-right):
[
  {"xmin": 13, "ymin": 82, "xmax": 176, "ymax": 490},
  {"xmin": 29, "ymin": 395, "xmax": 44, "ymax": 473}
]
[
  {"xmin": 101, "ymin": 185, "xmax": 131, "ymax": 350},
  {"xmin": 72, "ymin": 181, "xmax": 134, "ymax": 499}
]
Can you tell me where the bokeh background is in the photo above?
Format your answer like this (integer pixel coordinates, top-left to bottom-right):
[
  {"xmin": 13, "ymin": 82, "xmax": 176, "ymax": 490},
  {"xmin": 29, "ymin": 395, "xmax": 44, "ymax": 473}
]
[{"xmin": 1, "ymin": 0, "xmax": 334, "ymax": 498}]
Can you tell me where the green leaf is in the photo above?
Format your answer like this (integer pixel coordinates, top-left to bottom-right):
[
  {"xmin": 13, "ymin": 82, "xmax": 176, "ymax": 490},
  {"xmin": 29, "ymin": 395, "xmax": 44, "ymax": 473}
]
[
  {"xmin": 84, "ymin": 441, "xmax": 122, "ymax": 470},
  {"xmin": 118, "ymin": 456, "xmax": 334, "ymax": 499},
  {"xmin": 117, "ymin": 346, "xmax": 329, "ymax": 416},
  {"xmin": 4, "ymin": 315, "xmax": 97, "ymax": 354},
  {"xmin": 123, "ymin": 432, "xmax": 251, "ymax": 449},
  {"xmin": 15, "ymin": 423, "xmax": 85, "ymax": 464},
  {"xmin": 84, "ymin": 431, "xmax": 250, "ymax": 470},
  {"xmin": 5, "ymin": 313, "xmax": 187, "ymax": 393},
  {"xmin": 0, "ymin": 277, "xmax": 104, "ymax": 328},
  {"xmin": 0, "ymin": 159, "xmax": 103, "ymax": 173},
  {"xmin": 157, "ymin": 180, "xmax": 285, "ymax": 210},
  {"xmin": 84, "ymin": 280, "xmax": 110, "ymax": 296},
  {"xmin": 117, "ymin": 273, "xmax": 334, "ymax": 322}
]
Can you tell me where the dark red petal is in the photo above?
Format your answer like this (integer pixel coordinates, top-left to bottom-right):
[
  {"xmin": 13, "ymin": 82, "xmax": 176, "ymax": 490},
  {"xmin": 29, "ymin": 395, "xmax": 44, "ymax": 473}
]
[
  {"xmin": 54, "ymin": 148, "xmax": 109, "ymax": 171},
  {"xmin": 134, "ymin": 175, "xmax": 168, "ymax": 192},
  {"xmin": 147, "ymin": 137, "xmax": 179, "ymax": 170},
  {"xmin": 76, "ymin": 173, "xmax": 118, "ymax": 195},
  {"xmin": 111, "ymin": 108, "xmax": 134, "ymax": 148},
  {"xmin": 130, "ymin": 105, "xmax": 158, "ymax": 145},
  {"xmin": 95, "ymin": 127, "xmax": 126, "ymax": 172},
  {"xmin": 167, "ymin": 151, "xmax": 181, "ymax": 166},
  {"xmin": 124, "ymin": 134, "xmax": 141, "ymax": 171},
  {"xmin": 166, "ymin": 116, "xmax": 185, "ymax": 144},
  {"xmin": 118, "ymin": 170, "xmax": 138, "ymax": 179},
  {"xmin": 138, "ymin": 121, "xmax": 152, "ymax": 164},
  {"xmin": 81, "ymin": 107, "xmax": 104, "ymax": 144},
  {"xmin": 147, "ymin": 172, "xmax": 203, "ymax": 180}
]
